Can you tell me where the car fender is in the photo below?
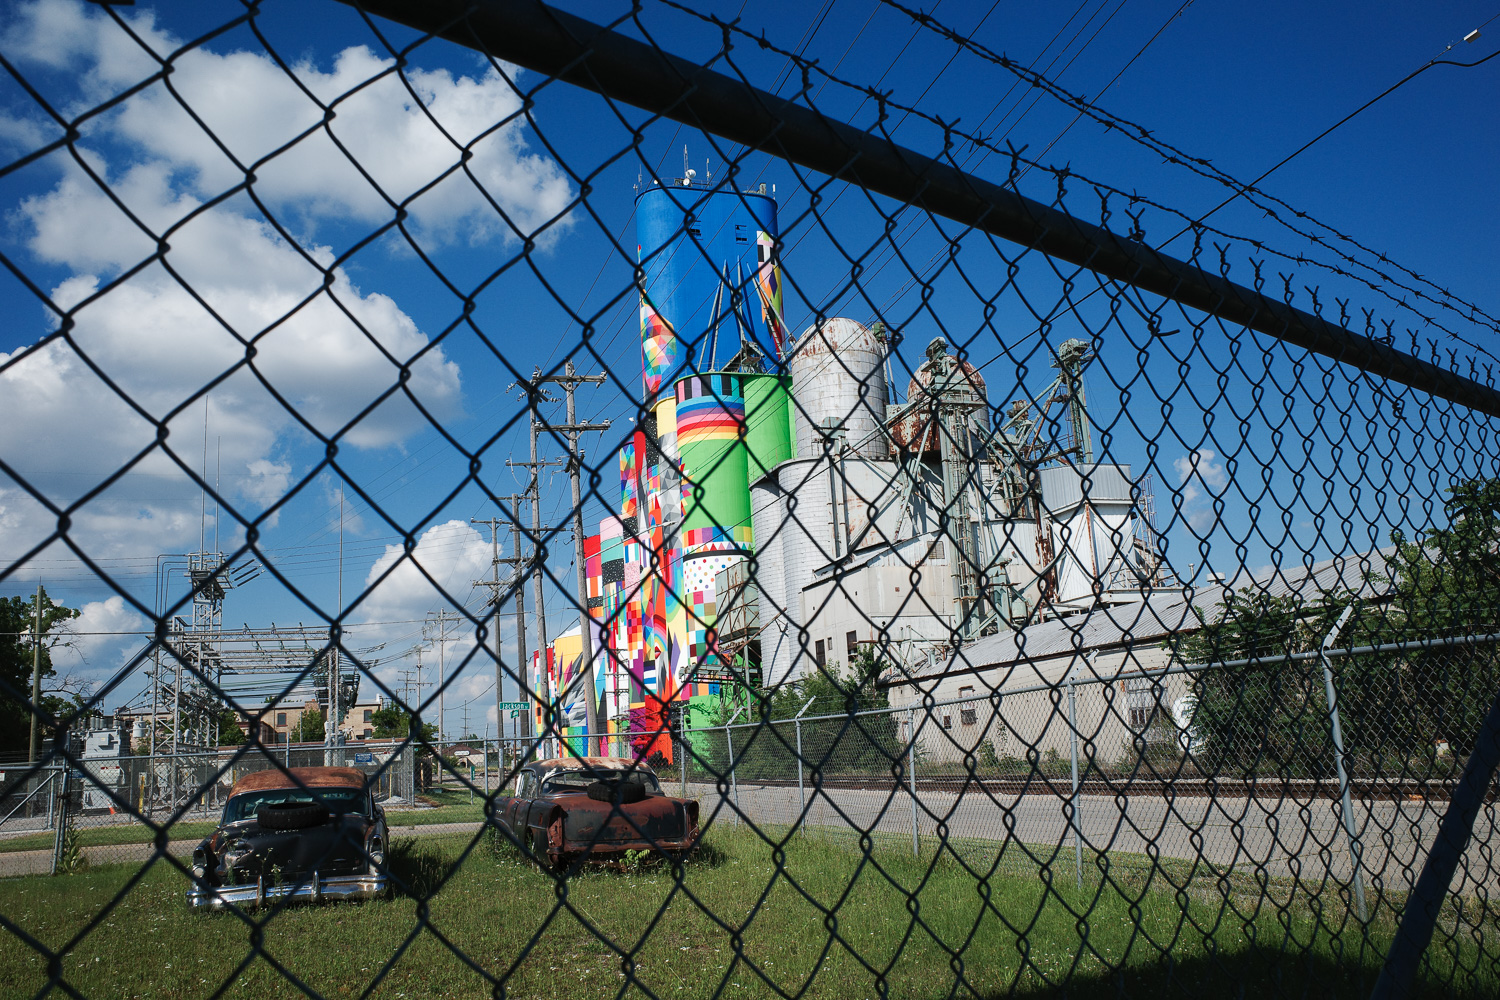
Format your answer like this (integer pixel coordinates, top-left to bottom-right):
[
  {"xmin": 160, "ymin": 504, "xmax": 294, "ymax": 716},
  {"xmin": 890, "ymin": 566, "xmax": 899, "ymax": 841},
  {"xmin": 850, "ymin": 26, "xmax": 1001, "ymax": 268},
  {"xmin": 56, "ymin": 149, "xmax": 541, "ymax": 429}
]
[{"xmin": 525, "ymin": 805, "xmax": 565, "ymax": 862}]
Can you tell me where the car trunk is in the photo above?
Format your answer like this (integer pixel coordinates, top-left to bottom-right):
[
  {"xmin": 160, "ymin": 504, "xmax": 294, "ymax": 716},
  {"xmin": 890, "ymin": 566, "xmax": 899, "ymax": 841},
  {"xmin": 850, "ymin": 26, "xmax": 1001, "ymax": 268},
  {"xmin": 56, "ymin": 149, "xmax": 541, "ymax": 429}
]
[{"xmin": 554, "ymin": 792, "xmax": 692, "ymax": 846}]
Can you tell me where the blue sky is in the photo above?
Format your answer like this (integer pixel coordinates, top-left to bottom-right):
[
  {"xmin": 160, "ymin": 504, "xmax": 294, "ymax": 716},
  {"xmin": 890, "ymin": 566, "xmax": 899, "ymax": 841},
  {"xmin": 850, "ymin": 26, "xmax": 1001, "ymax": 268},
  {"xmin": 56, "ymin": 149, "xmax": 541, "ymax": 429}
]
[{"xmin": 0, "ymin": 0, "xmax": 1495, "ymax": 735}]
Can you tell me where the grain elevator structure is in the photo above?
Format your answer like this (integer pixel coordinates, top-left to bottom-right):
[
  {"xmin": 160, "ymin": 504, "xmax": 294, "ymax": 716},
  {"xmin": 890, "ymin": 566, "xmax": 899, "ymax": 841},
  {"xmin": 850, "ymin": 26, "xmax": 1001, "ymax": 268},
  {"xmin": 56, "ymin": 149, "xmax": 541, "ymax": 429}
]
[{"xmin": 536, "ymin": 168, "xmax": 1165, "ymax": 756}]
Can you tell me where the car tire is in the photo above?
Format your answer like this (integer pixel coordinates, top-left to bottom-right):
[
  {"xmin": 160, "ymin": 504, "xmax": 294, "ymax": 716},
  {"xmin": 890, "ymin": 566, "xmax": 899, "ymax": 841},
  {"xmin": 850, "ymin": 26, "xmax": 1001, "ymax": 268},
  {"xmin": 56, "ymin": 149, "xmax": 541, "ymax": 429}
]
[
  {"xmin": 257, "ymin": 802, "xmax": 330, "ymax": 830},
  {"xmin": 522, "ymin": 825, "xmax": 566, "ymax": 873}
]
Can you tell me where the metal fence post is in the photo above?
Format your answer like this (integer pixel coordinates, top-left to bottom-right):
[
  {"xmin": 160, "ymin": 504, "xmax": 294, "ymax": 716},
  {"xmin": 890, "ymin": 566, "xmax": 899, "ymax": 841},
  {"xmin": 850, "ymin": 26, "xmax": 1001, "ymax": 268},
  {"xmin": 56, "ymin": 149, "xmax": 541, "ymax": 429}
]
[
  {"xmin": 45, "ymin": 767, "xmax": 56, "ymax": 831},
  {"xmin": 795, "ymin": 695, "xmax": 815, "ymax": 836},
  {"xmin": 908, "ymin": 704, "xmax": 919, "ymax": 858},
  {"xmin": 680, "ymin": 721, "xmax": 689, "ymax": 799},
  {"xmin": 1320, "ymin": 605, "xmax": 1368, "ymax": 922},
  {"xmin": 1068, "ymin": 668, "xmax": 1081, "ymax": 890},
  {"xmin": 1372, "ymin": 657, "xmax": 1500, "ymax": 1000},
  {"xmin": 725, "ymin": 718, "xmax": 740, "ymax": 827},
  {"xmin": 50, "ymin": 765, "xmax": 69, "ymax": 876}
]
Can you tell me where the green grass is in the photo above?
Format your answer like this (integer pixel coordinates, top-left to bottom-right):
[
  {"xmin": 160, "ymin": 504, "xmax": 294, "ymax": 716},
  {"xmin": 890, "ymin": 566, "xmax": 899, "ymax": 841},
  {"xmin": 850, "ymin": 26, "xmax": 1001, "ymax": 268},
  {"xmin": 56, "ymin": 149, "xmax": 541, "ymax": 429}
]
[
  {"xmin": 0, "ymin": 821, "xmax": 222, "ymax": 855},
  {"xmin": 383, "ymin": 788, "xmax": 487, "ymax": 828},
  {"xmin": 0, "ymin": 791, "xmax": 492, "ymax": 855},
  {"xmin": 0, "ymin": 823, "xmax": 1493, "ymax": 1000}
]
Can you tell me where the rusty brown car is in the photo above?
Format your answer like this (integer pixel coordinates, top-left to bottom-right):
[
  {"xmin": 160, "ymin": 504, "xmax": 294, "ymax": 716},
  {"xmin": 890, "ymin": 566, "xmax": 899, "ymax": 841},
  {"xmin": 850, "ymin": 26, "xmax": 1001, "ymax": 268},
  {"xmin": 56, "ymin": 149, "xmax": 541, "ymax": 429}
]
[
  {"xmin": 186, "ymin": 766, "xmax": 389, "ymax": 910},
  {"xmin": 497, "ymin": 756, "xmax": 699, "ymax": 869}
]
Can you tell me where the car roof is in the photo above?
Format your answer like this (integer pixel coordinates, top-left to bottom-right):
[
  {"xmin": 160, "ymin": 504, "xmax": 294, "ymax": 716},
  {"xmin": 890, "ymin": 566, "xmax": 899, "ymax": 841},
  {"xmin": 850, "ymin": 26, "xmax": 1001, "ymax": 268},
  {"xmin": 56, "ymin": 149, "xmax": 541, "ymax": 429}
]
[
  {"xmin": 228, "ymin": 766, "xmax": 368, "ymax": 797},
  {"xmin": 528, "ymin": 756, "xmax": 655, "ymax": 779}
]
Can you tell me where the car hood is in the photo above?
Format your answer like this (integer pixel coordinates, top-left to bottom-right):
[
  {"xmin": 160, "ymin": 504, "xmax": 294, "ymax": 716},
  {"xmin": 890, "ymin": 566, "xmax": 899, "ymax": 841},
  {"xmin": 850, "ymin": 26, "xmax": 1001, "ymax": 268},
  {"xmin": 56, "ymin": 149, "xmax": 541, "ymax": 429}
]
[{"xmin": 213, "ymin": 814, "xmax": 374, "ymax": 881}]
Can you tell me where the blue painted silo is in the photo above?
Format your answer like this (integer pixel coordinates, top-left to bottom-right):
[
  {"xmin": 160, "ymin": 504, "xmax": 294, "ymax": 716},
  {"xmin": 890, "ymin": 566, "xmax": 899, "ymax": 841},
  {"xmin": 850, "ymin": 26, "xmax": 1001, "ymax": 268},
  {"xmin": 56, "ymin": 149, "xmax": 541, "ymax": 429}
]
[{"xmin": 636, "ymin": 180, "xmax": 781, "ymax": 400}]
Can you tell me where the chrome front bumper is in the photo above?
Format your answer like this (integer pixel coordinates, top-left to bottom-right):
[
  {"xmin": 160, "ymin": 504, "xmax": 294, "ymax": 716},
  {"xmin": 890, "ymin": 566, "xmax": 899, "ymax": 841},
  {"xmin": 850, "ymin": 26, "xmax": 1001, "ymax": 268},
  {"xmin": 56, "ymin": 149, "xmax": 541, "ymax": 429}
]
[{"xmin": 186, "ymin": 872, "xmax": 389, "ymax": 911}]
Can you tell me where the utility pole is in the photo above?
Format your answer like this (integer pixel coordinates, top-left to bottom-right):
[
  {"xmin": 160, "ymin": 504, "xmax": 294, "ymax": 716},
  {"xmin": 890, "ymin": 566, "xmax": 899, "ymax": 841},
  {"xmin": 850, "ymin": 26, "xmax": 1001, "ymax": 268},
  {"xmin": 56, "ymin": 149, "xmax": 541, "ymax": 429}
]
[
  {"xmin": 328, "ymin": 485, "xmax": 344, "ymax": 765},
  {"xmin": 509, "ymin": 366, "xmax": 611, "ymax": 756},
  {"xmin": 507, "ymin": 382, "xmax": 562, "ymax": 755},
  {"xmin": 542, "ymin": 361, "xmax": 611, "ymax": 756},
  {"xmin": 474, "ymin": 494, "xmax": 529, "ymax": 746},
  {"xmin": 423, "ymin": 610, "xmax": 461, "ymax": 747},
  {"xmin": 397, "ymin": 668, "xmax": 416, "ymax": 707},
  {"xmin": 29, "ymin": 583, "xmax": 43, "ymax": 763}
]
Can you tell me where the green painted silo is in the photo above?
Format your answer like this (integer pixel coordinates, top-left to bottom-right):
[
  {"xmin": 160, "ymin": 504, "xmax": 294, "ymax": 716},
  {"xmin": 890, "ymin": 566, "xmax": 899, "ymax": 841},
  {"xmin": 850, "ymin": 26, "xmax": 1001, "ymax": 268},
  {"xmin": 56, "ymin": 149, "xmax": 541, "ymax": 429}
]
[
  {"xmin": 674, "ymin": 373, "xmax": 752, "ymax": 538},
  {"xmin": 742, "ymin": 372, "xmax": 794, "ymax": 485}
]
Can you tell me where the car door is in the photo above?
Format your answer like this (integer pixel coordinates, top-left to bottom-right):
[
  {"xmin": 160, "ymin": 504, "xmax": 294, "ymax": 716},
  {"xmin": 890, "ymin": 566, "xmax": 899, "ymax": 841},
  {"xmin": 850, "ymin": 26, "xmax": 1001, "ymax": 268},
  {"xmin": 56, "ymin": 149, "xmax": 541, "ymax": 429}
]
[
  {"xmin": 521, "ymin": 771, "xmax": 550, "ymax": 832},
  {"xmin": 501, "ymin": 768, "xmax": 533, "ymax": 836}
]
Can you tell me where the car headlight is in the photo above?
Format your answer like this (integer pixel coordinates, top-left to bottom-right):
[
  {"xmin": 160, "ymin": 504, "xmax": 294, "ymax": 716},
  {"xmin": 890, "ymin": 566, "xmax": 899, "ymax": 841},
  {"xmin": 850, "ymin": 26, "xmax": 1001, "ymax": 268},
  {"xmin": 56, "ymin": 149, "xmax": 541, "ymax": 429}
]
[
  {"xmin": 368, "ymin": 842, "xmax": 384, "ymax": 867},
  {"xmin": 221, "ymin": 841, "xmax": 252, "ymax": 869}
]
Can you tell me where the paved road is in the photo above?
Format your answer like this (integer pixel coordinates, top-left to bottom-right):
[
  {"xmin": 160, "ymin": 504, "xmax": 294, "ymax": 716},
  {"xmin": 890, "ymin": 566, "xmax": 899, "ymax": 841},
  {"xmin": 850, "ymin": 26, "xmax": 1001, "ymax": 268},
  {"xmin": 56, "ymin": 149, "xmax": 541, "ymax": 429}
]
[{"xmin": 685, "ymin": 779, "xmax": 1495, "ymax": 898}]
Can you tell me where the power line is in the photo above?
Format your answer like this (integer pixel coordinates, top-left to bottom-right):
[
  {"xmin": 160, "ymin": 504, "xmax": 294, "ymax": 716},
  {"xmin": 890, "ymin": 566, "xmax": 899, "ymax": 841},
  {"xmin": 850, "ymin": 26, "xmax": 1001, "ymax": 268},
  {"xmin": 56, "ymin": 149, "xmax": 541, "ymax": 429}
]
[{"xmin": 1169, "ymin": 35, "xmax": 1500, "ymax": 243}]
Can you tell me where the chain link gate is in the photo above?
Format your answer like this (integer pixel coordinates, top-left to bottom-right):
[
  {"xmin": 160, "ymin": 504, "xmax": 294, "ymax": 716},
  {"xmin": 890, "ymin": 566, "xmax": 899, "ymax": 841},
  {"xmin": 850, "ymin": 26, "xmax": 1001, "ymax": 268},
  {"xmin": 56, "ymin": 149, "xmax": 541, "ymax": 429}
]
[{"xmin": 2, "ymin": 1, "xmax": 1499, "ymax": 997}]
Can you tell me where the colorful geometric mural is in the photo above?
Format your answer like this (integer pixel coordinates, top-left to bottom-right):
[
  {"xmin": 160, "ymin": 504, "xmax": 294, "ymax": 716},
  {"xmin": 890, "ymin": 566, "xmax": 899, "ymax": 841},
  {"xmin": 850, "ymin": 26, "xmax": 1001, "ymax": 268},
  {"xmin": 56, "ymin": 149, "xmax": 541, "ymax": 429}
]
[
  {"xmin": 756, "ymin": 230, "xmax": 786, "ymax": 358},
  {"xmin": 641, "ymin": 298, "xmax": 676, "ymax": 397},
  {"xmin": 541, "ymin": 188, "xmax": 792, "ymax": 759}
]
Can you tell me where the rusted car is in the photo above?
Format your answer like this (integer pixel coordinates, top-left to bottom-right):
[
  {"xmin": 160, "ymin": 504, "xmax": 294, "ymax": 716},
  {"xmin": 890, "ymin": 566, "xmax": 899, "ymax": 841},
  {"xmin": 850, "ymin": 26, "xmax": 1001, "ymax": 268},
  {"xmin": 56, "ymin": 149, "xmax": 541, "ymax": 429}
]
[
  {"xmin": 497, "ymin": 756, "xmax": 699, "ymax": 868},
  {"xmin": 186, "ymin": 766, "xmax": 388, "ymax": 910}
]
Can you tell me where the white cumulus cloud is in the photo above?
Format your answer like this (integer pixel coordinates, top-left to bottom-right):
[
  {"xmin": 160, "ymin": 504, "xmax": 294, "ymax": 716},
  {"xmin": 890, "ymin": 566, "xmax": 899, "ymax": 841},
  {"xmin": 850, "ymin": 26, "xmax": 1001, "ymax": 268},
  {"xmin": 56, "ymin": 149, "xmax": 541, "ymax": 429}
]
[
  {"xmin": 50, "ymin": 595, "xmax": 149, "ymax": 692},
  {"xmin": 1172, "ymin": 449, "xmax": 1229, "ymax": 532},
  {"xmin": 0, "ymin": 0, "xmax": 573, "ymax": 581},
  {"xmin": 2, "ymin": 0, "xmax": 574, "ymax": 245}
]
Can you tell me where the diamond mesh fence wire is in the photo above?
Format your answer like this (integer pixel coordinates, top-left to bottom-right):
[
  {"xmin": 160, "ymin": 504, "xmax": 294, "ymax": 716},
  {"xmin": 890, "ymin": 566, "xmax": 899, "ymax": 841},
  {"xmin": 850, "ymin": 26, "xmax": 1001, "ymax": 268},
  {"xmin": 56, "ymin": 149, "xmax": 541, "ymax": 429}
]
[{"xmin": 2, "ymin": 0, "xmax": 1500, "ymax": 997}]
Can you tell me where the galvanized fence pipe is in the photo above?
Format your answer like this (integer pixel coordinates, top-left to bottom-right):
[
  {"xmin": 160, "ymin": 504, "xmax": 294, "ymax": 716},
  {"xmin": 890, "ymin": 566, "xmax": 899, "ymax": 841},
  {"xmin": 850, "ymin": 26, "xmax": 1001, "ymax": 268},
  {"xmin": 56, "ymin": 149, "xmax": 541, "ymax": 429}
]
[
  {"xmin": 795, "ymin": 695, "xmax": 815, "ymax": 836},
  {"xmin": 337, "ymin": 0, "xmax": 1500, "ymax": 422},
  {"xmin": 49, "ymin": 765, "xmax": 69, "ymax": 877},
  {"xmin": 1319, "ymin": 606, "xmax": 1367, "ymax": 922},
  {"xmin": 1373, "ymin": 678, "xmax": 1500, "ymax": 999},
  {"xmin": 908, "ymin": 704, "xmax": 919, "ymax": 858},
  {"xmin": 1067, "ymin": 668, "xmax": 1082, "ymax": 889},
  {"xmin": 725, "ymin": 707, "xmax": 744, "ymax": 827}
]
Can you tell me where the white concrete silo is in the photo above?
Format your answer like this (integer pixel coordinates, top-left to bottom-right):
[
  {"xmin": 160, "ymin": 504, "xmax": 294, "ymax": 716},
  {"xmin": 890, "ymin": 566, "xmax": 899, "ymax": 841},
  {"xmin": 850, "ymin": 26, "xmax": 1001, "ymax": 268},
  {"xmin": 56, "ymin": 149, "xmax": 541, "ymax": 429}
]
[{"xmin": 789, "ymin": 318, "xmax": 889, "ymax": 460}]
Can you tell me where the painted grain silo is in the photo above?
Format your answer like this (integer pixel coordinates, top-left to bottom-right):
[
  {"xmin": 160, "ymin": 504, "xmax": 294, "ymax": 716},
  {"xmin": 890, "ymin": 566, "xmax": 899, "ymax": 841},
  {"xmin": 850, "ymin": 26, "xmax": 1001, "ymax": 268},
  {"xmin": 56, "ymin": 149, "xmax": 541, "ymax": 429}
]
[
  {"xmin": 789, "ymin": 318, "xmax": 889, "ymax": 460},
  {"xmin": 676, "ymin": 373, "xmax": 751, "ymax": 537},
  {"xmin": 750, "ymin": 456, "xmax": 835, "ymax": 689},
  {"xmin": 742, "ymin": 372, "xmax": 795, "ymax": 482},
  {"xmin": 673, "ymin": 369, "xmax": 796, "ymax": 688},
  {"xmin": 603, "ymin": 174, "xmax": 794, "ymax": 750},
  {"xmin": 636, "ymin": 181, "xmax": 781, "ymax": 399}
]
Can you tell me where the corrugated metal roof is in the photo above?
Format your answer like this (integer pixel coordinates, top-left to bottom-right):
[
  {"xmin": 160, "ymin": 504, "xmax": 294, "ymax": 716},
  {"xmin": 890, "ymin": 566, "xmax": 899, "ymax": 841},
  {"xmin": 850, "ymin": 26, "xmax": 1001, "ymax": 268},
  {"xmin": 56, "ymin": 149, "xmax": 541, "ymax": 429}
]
[{"xmin": 896, "ymin": 547, "xmax": 1396, "ymax": 684}]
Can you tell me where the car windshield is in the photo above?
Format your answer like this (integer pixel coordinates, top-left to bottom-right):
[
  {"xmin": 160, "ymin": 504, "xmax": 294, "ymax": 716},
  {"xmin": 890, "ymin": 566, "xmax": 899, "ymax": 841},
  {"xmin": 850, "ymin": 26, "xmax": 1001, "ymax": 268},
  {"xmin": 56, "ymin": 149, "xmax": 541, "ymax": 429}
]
[
  {"xmin": 223, "ymin": 787, "xmax": 367, "ymax": 825},
  {"xmin": 541, "ymin": 769, "xmax": 659, "ymax": 794}
]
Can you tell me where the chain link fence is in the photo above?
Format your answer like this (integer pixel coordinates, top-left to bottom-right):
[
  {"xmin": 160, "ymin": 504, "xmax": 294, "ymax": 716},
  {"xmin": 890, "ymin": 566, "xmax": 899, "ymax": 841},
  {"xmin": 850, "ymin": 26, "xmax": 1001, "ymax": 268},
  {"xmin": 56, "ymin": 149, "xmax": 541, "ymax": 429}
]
[
  {"xmin": 2, "ymin": 1, "xmax": 1500, "ymax": 998},
  {"xmin": 0, "ymin": 742, "xmax": 418, "ymax": 876},
  {"xmin": 683, "ymin": 639, "xmax": 1500, "ymax": 921}
]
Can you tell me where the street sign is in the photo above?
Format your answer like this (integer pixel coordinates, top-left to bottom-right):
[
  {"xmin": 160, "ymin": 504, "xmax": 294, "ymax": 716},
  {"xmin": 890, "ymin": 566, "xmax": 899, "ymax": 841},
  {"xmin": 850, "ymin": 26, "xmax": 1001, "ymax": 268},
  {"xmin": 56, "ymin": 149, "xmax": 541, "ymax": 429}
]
[
  {"xmin": 497, "ymin": 702, "xmax": 529, "ymax": 710},
  {"xmin": 509, "ymin": 710, "xmax": 522, "ymax": 719},
  {"xmin": 353, "ymin": 752, "xmax": 375, "ymax": 765}
]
